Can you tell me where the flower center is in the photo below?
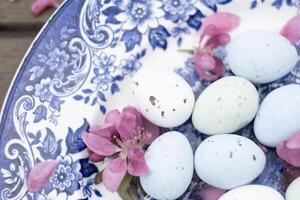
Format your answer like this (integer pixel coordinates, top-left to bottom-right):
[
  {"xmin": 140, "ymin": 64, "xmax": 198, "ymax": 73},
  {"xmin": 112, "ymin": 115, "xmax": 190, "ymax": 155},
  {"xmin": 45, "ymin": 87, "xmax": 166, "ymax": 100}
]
[
  {"xmin": 112, "ymin": 127, "xmax": 151, "ymax": 152},
  {"xmin": 57, "ymin": 173, "xmax": 66, "ymax": 181},
  {"xmin": 112, "ymin": 134, "xmax": 124, "ymax": 147},
  {"xmin": 130, "ymin": 127, "xmax": 151, "ymax": 147},
  {"xmin": 172, "ymin": 0, "xmax": 180, "ymax": 7},
  {"xmin": 131, "ymin": 3, "xmax": 147, "ymax": 19}
]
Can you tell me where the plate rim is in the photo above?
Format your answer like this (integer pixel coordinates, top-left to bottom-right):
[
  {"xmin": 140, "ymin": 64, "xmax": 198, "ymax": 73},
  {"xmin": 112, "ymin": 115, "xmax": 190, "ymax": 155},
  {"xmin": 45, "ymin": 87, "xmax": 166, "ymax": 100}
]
[{"xmin": 0, "ymin": 0, "xmax": 71, "ymax": 135}]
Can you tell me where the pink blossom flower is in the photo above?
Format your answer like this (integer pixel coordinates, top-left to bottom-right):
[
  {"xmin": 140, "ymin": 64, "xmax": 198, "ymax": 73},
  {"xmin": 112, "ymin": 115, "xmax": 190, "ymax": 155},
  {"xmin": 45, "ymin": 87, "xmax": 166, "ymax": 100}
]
[
  {"xmin": 82, "ymin": 106, "xmax": 160, "ymax": 192},
  {"xmin": 281, "ymin": 14, "xmax": 300, "ymax": 43},
  {"xmin": 195, "ymin": 12, "xmax": 240, "ymax": 81},
  {"xmin": 31, "ymin": 0, "xmax": 58, "ymax": 16},
  {"xmin": 277, "ymin": 130, "xmax": 300, "ymax": 167},
  {"xmin": 26, "ymin": 160, "xmax": 58, "ymax": 192},
  {"xmin": 199, "ymin": 184, "xmax": 226, "ymax": 200}
]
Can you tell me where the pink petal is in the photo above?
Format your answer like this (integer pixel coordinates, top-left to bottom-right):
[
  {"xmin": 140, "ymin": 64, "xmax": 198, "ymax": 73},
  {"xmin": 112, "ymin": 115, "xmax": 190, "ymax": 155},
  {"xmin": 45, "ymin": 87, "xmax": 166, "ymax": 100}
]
[
  {"xmin": 202, "ymin": 12, "xmax": 240, "ymax": 36},
  {"xmin": 143, "ymin": 118, "xmax": 161, "ymax": 144},
  {"xmin": 286, "ymin": 130, "xmax": 300, "ymax": 149},
  {"xmin": 200, "ymin": 24, "xmax": 219, "ymax": 42},
  {"xmin": 122, "ymin": 106, "xmax": 143, "ymax": 128},
  {"xmin": 127, "ymin": 148, "xmax": 148, "ymax": 176},
  {"xmin": 195, "ymin": 51, "xmax": 216, "ymax": 71},
  {"xmin": 87, "ymin": 149, "xmax": 105, "ymax": 162},
  {"xmin": 277, "ymin": 141, "xmax": 300, "ymax": 167},
  {"xmin": 31, "ymin": 0, "xmax": 58, "ymax": 16},
  {"xmin": 26, "ymin": 160, "xmax": 58, "ymax": 192},
  {"xmin": 105, "ymin": 109, "xmax": 121, "ymax": 125},
  {"xmin": 195, "ymin": 51, "xmax": 224, "ymax": 81},
  {"xmin": 89, "ymin": 125, "xmax": 102, "ymax": 134},
  {"xmin": 284, "ymin": 165, "xmax": 300, "ymax": 188},
  {"xmin": 116, "ymin": 112, "xmax": 137, "ymax": 140},
  {"xmin": 205, "ymin": 56, "xmax": 224, "ymax": 80},
  {"xmin": 205, "ymin": 33, "xmax": 231, "ymax": 48},
  {"xmin": 82, "ymin": 133, "xmax": 120, "ymax": 156},
  {"xmin": 281, "ymin": 15, "xmax": 300, "ymax": 43},
  {"xmin": 103, "ymin": 157, "xmax": 127, "ymax": 192},
  {"xmin": 89, "ymin": 125, "xmax": 115, "ymax": 139},
  {"xmin": 199, "ymin": 185, "xmax": 226, "ymax": 200},
  {"xmin": 100, "ymin": 124, "xmax": 118, "ymax": 137}
]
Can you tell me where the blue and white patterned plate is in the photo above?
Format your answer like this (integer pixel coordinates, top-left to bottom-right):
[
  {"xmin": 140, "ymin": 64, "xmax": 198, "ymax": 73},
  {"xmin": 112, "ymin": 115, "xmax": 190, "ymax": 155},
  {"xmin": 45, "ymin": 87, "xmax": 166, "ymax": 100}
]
[{"xmin": 1, "ymin": 0, "xmax": 300, "ymax": 199}]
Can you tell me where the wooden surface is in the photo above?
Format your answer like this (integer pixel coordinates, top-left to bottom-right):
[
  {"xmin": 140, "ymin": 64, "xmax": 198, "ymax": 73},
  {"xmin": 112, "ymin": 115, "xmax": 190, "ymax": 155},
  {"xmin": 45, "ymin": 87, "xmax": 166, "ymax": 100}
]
[
  {"xmin": 0, "ymin": 0, "xmax": 54, "ymax": 30},
  {"xmin": 0, "ymin": 0, "xmax": 56, "ymax": 109}
]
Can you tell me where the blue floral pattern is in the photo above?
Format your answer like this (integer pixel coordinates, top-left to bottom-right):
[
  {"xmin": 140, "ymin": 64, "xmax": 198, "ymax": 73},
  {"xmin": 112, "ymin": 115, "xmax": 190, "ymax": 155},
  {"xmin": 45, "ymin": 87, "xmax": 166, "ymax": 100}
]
[
  {"xmin": 163, "ymin": 0, "xmax": 197, "ymax": 22},
  {"xmin": 73, "ymin": 50, "xmax": 144, "ymax": 114},
  {"xmin": 44, "ymin": 156, "xmax": 82, "ymax": 195},
  {"xmin": 34, "ymin": 78, "xmax": 53, "ymax": 103},
  {"xmin": 46, "ymin": 48, "xmax": 70, "ymax": 80},
  {"xmin": 250, "ymin": 0, "xmax": 300, "ymax": 9},
  {"xmin": 176, "ymin": 57, "xmax": 205, "ymax": 97},
  {"xmin": 81, "ymin": 179, "xmax": 102, "ymax": 199},
  {"xmin": 201, "ymin": 0, "xmax": 232, "ymax": 12},
  {"xmin": 168, "ymin": 119, "xmax": 202, "ymax": 151},
  {"xmin": 117, "ymin": 0, "xmax": 164, "ymax": 33},
  {"xmin": 52, "ymin": 165, "xmax": 76, "ymax": 191},
  {"xmin": 0, "ymin": 0, "xmax": 299, "ymax": 199}
]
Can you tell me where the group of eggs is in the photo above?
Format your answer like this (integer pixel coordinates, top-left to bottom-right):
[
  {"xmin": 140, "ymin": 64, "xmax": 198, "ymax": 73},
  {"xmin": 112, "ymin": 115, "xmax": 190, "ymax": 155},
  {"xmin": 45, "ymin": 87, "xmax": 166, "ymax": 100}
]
[{"xmin": 130, "ymin": 30, "xmax": 300, "ymax": 200}]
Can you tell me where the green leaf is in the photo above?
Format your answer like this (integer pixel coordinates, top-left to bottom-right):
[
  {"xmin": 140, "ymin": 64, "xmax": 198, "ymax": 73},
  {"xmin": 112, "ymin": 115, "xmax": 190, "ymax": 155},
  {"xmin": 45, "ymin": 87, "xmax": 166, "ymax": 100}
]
[
  {"xmin": 120, "ymin": 174, "xmax": 132, "ymax": 190},
  {"xmin": 118, "ymin": 174, "xmax": 138, "ymax": 200},
  {"xmin": 94, "ymin": 171, "xmax": 103, "ymax": 185}
]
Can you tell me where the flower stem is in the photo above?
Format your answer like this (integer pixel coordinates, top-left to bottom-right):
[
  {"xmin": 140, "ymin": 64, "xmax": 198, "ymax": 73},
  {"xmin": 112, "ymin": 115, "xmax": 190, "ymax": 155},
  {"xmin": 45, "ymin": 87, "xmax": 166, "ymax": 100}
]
[{"xmin": 177, "ymin": 49, "xmax": 195, "ymax": 54}]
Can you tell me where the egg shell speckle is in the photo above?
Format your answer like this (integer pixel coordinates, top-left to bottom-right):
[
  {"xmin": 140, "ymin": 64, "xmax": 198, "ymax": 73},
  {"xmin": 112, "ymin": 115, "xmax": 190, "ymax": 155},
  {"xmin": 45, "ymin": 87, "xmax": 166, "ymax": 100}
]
[
  {"xmin": 226, "ymin": 30, "xmax": 298, "ymax": 84},
  {"xmin": 192, "ymin": 76, "xmax": 259, "ymax": 135},
  {"xmin": 140, "ymin": 131, "xmax": 194, "ymax": 200},
  {"xmin": 219, "ymin": 185, "xmax": 284, "ymax": 200},
  {"xmin": 226, "ymin": 30, "xmax": 299, "ymax": 84},
  {"xmin": 132, "ymin": 68, "xmax": 195, "ymax": 128},
  {"xmin": 194, "ymin": 134, "xmax": 266, "ymax": 190},
  {"xmin": 254, "ymin": 84, "xmax": 300, "ymax": 147},
  {"xmin": 286, "ymin": 177, "xmax": 300, "ymax": 200}
]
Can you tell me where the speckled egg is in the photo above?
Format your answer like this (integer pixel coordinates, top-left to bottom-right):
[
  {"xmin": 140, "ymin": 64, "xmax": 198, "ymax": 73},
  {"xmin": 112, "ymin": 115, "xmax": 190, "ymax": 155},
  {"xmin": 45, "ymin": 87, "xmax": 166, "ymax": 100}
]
[
  {"xmin": 194, "ymin": 134, "xmax": 266, "ymax": 190},
  {"xmin": 254, "ymin": 84, "xmax": 300, "ymax": 147},
  {"xmin": 226, "ymin": 30, "xmax": 298, "ymax": 84},
  {"xmin": 219, "ymin": 185, "xmax": 284, "ymax": 200},
  {"xmin": 140, "ymin": 131, "xmax": 194, "ymax": 200},
  {"xmin": 132, "ymin": 68, "xmax": 195, "ymax": 128},
  {"xmin": 192, "ymin": 76, "xmax": 259, "ymax": 135},
  {"xmin": 286, "ymin": 177, "xmax": 300, "ymax": 200}
]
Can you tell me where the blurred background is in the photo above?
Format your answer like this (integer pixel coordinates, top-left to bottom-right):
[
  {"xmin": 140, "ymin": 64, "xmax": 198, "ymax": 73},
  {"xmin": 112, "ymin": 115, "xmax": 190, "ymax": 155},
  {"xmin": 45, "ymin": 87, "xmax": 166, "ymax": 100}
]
[{"xmin": 0, "ymin": 0, "xmax": 61, "ymax": 109}]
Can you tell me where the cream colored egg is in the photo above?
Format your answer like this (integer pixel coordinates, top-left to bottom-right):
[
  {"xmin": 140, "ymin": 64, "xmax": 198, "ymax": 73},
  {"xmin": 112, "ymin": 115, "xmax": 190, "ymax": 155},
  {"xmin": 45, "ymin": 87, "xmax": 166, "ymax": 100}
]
[
  {"xmin": 132, "ymin": 68, "xmax": 195, "ymax": 128},
  {"xmin": 286, "ymin": 177, "xmax": 300, "ymax": 200},
  {"xmin": 192, "ymin": 76, "xmax": 259, "ymax": 135}
]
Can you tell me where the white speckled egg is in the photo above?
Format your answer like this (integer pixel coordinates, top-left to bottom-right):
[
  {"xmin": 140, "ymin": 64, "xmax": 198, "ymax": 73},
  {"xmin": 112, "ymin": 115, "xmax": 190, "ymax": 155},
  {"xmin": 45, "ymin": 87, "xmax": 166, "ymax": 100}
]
[
  {"xmin": 226, "ymin": 30, "xmax": 298, "ymax": 84},
  {"xmin": 194, "ymin": 134, "xmax": 266, "ymax": 190},
  {"xmin": 140, "ymin": 131, "xmax": 193, "ymax": 200},
  {"xmin": 254, "ymin": 84, "xmax": 300, "ymax": 147},
  {"xmin": 132, "ymin": 68, "xmax": 195, "ymax": 128},
  {"xmin": 219, "ymin": 185, "xmax": 284, "ymax": 200},
  {"xmin": 192, "ymin": 76, "xmax": 259, "ymax": 135},
  {"xmin": 286, "ymin": 177, "xmax": 300, "ymax": 200}
]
